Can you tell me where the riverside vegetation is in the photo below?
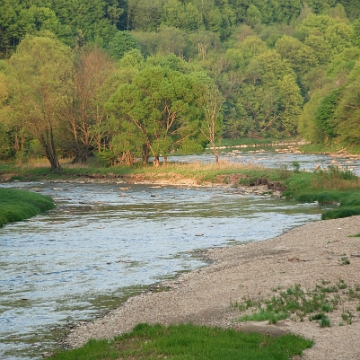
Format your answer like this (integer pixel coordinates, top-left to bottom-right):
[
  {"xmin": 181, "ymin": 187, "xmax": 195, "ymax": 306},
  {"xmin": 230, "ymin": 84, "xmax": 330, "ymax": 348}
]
[
  {"xmin": 0, "ymin": 187, "xmax": 55, "ymax": 227},
  {"xmin": 2, "ymin": 158, "xmax": 360, "ymax": 224},
  {"xmin": 48, "ymin": 323, "xmax": 313, "ymax": 360}
]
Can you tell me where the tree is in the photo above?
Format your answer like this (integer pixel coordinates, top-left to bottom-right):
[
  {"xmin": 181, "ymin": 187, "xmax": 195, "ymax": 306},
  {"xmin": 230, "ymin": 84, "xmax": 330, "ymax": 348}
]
[
  {"xmin": 199, "ymin": 81, "xmax": 224, "ymax": 163},
  {"xmin": 334, "ymin": 62, "xmax": 360, "ymax": 145},
  {"xmin": 62, "ymin": 47, "xmax": 115, "ymax": 163},
  {"xmin": 8, "ymin": 34, "xmax": 72, "ymax": 172},
  {"xmin": 162, "ymin": 0, "xmax": 203, "ymax": 31},
  {"xmin": 188, "ymin": 30, "xmax": 220, "ymax": 61},
  {"xmin": 0, "ymin": 71, "xmax": 12, "ymax": 159},
  {"xmin": 106, "ymin": 59, "xmax": 206, "ymax": 166},
  {"xmin": 106, "ymin": 31, "xmax": 140, "ymax": 60},
  {"xmin": 314, "ymin": 88, "xmax": 341, "ymax": 140},
  {"xmin": 275, "ymin": 35, "xmax": 318, "ymax": 76}
]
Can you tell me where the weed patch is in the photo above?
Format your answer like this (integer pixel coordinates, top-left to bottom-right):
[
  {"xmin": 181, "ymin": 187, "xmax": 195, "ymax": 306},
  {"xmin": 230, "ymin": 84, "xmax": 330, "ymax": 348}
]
[{"xmin": 233, "ymin": 281, "xmax": 360, "ymax": 327}]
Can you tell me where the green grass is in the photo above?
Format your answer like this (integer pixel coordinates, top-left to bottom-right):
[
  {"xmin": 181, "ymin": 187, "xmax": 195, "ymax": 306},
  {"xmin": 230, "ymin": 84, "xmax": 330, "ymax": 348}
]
[
  {"xmin": 232, "ymin": 281, "xmax": 360, "ymax": 327},
  {"xmin": 239, "ymin": 310, "xmax": 288, "ymax": 324},
  {"xmin": 48, "ymin": 323, "xmax": 313, "ymax": 360},
  {"xmin": 0, "ymin": 188, "xmax": 55, "ymax": 227}
]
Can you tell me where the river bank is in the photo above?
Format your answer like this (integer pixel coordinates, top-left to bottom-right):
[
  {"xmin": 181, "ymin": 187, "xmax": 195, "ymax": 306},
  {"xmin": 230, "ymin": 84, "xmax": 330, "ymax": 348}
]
[{"xmin": 64, "ymin": 215, "xmax": 360, "ymax": 360}]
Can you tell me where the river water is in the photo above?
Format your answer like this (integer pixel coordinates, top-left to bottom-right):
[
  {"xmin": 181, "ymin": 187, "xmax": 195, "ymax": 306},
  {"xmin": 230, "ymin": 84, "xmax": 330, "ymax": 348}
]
[{"xmin": 1, "ymin": 150, "xmax": 357, "ymax": 360}]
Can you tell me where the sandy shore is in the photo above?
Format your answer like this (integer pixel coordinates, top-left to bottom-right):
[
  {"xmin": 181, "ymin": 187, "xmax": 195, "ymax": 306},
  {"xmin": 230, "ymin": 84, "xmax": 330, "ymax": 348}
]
[{"xmin": 64, "ymin": 214, "xmax": 360, "ymax": 359}]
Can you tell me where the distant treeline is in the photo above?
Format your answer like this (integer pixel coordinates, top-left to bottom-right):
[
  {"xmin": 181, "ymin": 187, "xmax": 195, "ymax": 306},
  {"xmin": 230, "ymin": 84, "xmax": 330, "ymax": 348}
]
[{"xmin": 0, "ymin": 0, "xmax": 360, "ymax": 169}]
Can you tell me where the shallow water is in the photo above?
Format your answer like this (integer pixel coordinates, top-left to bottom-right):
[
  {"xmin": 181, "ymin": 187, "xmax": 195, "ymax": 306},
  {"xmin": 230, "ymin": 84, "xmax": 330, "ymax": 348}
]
[
  {"xmin": 0, "ymin": 180, "xmax": 324, "ymax": 360},
  {"xmin": 174, "ymin": 150, "xmax": 360, "ymax": 175}
]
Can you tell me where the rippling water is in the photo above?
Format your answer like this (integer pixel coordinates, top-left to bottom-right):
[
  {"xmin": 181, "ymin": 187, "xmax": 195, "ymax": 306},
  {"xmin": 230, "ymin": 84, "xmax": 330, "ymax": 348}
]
[{"xmin": 7, "ymin": 148, "xmax": 355, "ymax": 360}]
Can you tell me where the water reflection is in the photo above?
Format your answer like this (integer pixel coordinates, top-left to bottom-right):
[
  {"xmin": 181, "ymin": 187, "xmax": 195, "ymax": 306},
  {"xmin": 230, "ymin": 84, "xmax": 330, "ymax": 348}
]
[{"xmin": 0, "ymin": 181, "xmax": 323, "ymax": 359}]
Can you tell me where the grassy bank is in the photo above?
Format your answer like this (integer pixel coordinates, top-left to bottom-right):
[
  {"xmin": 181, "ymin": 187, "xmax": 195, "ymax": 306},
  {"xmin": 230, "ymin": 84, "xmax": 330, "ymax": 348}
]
[
  {"xmin": 48, "ymin": 323, "xmax": 313, "ymax": 360},
  {"xmin": 2, "ymin": 158, "xmax": 360, "ymax": 220},
  {"xmin": 0, "ymin": 188, "xmax": 55, "ymax": 227}
]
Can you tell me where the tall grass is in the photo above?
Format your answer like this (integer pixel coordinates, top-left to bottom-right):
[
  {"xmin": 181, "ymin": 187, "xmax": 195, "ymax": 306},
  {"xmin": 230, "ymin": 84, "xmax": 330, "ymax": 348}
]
[
  {"xmin": 0, "ymin": 188, "xmax": 55, "ymax": 227},
  {"xmin": 48, "ymin": 323, "xmax": 313, "ymax": 360}
]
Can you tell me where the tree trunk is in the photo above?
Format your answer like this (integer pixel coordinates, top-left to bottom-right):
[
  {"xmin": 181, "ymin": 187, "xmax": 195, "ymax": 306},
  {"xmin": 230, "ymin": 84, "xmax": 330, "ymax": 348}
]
[
  {"xmin": 153, "ymin": 156, "xmax": 160, "ymax": 167},
  {"xmin": 142, "ymin": 143, "xmax": 150, "ymax": 165},
  {"xmin": 40, "ymin": 129, "xmax": 62, "ymax": 173}
]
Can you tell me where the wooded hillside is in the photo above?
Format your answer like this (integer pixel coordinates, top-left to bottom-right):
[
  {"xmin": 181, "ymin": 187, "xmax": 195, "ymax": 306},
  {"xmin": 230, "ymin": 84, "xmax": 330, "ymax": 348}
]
[{"xmin": 0, "ymin": 0, "xmax": 359, "ymax": 169}]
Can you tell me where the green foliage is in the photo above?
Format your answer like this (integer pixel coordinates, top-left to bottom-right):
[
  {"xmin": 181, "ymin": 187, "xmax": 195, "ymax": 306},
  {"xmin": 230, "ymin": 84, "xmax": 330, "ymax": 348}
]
[
  {"xmin": 106, "ymin": 58, "xmax": 221, "ymax": 164},
  {"xmin": 322, "ymin": 206, "xmax": 360, "ymax": 220},
  {"xmin": 314, "ymin": 88, "xmax": 341, "ymax": 139},
  {"xmin": 0, "ymin": 188, "xmax": 55, "ymax": 227},
  {"xmin": 106, "ymin": 31, "xmax": 140, "ymax": 60},
  {"xmin": 239, "ymin": 310, "xmax": 288, "ymax": 324},
  {"xmin": 48, "ymin": 323, "xmax": 313, "ymax": 360},
  {"xmin": 2, "ymin": 0, "xmax": 360, "ymax": 160}
]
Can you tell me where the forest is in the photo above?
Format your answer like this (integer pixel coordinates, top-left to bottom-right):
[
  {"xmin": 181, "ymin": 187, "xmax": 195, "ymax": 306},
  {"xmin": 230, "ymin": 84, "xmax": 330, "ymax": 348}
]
[{"xmin": 0, "ymin": 0, "xmax": 360, "ymax": 171}]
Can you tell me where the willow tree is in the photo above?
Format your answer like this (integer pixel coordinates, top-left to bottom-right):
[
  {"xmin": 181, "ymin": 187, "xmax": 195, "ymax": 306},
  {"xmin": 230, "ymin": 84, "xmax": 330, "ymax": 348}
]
[
  {"xmin": 106, "ymin": 62, "xmax": 204, "ymax": 166},
  {"xmin": 8, "ymin": 34, "xmax": 72, "ymax": 172}
]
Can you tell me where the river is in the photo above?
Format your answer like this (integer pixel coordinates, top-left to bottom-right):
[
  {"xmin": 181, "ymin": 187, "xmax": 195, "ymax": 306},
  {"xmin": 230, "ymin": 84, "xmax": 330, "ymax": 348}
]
[{"xmin": 1, "ymin": 149, "xmax": 357, "ymax": 360}]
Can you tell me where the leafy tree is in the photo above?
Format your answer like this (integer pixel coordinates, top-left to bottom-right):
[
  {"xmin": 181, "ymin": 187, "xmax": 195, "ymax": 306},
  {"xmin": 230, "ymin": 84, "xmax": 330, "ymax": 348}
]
[
  {"xmin": 106, "ymin": 31, "xmax": 140, "ymax": 60},
  {"xmin": 188, "ymin": 30, "xmax": 221, "ymax": 61},
  {"xmin": 351, "ymin": 19, "xmax": 360, "ymax": 48},
  {"xmin": 49, "ymin": 0, "xmax": 118, "ymax": 46},
  {"xmin": 334, "ymin": 62, "xmax": 360, "ymax": 145},
  {"xmin": 277, "ymin": 74, "xmax": 303, "ymax": 136},
  {"xmin": 154, "ymin": 26, "xmax": 187, "ymax": 58},
  {"xmin": 275, "ymin": 35, "xmax": 318, "ymax": 76},
  {"xmin": 8, "ymin": 34, "xmax": 72, "ymax": 171},
  {"xmin": 235, "ymin": 36, "xmax": 268, "ymax": 64},
  {"xmin": 325, "ymin": 21, "xmax": 353, "ymax": 53},
  {"xmin": 127, "ymin": 0, "xmax": 165, "ymax": 31},
  {"xmin": 304, "ymin": 34, "xmax": 332, "ymax": 65},
  {"xmin": 162, "ymin": 0, "xmax": 203, "ymax": 31},
  {"xmin": 298, "ymin": 88, "xmax": 327, "ymax": 143},
  {"xmin": 0, "ymin": 71, "xmax": 12, "ymax": 159},
  {"xmin": 314, "ymin": 87, "xmax": 341, "ymax": 140},
  {"xmin": 305, "ymin": 0, "xmax": 337, "ymax": 15},
  {"xmin": 338, "ymin": 0, "xmax": 360, "ymax": 20},
  {"xmin": 245, "ymin": 4, "xmax": 262, "ymax": 27},
  {"xmin": 106, "ymin": 61, "xmax": 205, "ymax": 165}
]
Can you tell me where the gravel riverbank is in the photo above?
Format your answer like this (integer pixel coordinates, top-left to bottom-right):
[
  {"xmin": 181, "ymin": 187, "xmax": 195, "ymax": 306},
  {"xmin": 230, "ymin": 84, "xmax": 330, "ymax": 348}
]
[{"xmin": 65, "ymin": 215, "xmax": 360, "ymax": 360}]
